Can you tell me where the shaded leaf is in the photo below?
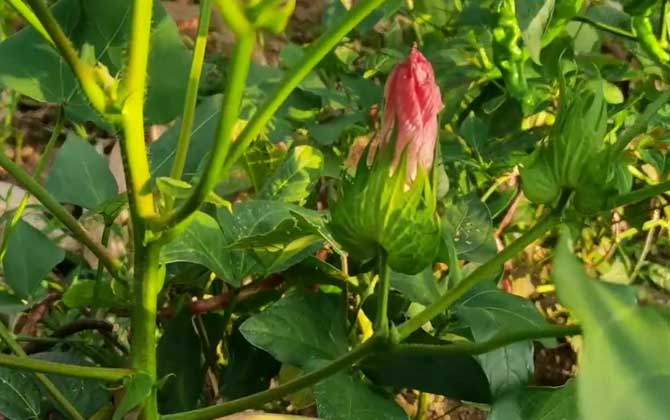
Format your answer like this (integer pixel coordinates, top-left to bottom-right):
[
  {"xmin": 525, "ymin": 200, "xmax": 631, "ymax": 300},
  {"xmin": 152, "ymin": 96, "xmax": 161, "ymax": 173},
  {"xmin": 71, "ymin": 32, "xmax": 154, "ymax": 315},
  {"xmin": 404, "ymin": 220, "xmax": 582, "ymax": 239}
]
[
  {"xmin": 489, "ymin": 380, "xmax": 577, "ymax": 420},
  {"xmin": 442, "ymin": 194, "xmax": 496, "ymax": 263},
  {"xmin": 259, "ymin": 145, "xmax": 324, "ymax": 205},
  {"xmin": 515, "ymin": 0, "xmax": 555, "ymax": 63},
  {"xmin": 0, "ymin": 367, "xmax": 41, "ymax": 420},
  {"xmin": 3, "ymin": 220, "xmax": 65, "ymax": 299},
  {"xmin": 46, "ymin": 134, "xmax": 118, "ymax": 209},
  {"xmin": 112, "ymin": 372, "xmax": 153, "ymax": 420}
]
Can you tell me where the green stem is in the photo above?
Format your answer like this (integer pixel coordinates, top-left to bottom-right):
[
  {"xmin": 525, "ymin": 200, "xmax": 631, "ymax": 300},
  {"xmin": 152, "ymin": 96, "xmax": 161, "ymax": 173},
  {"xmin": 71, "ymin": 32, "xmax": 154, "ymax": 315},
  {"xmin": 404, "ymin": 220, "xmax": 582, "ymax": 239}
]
[
  {"xmin": 396, "ymin": 211, "xmax": 561, "ymax": 342},
  {"xmin": 0, "ymin": 323, "xmax": 84, "ymax": 420},
  {"xmin": 0, "ymin": 152, "xmax": 124, "ymax": 280},
  {"xmin": 661, "ymin": 0, "xmax": 670, "ymax": 48},
  {"xmin": 0, "ymin": 353, "xmax": 132, "ymax": 381},
  {"xmin": 0, "ymin": 107, "xmax": 64, "ymax": 262},
  {"xmin": 6, "ymin": 0, "xmax": 53, "ymax": 44},
  {"xmin": 93, "ymin": 222, "xmax": 113, "ymax": 303},
  {"xmin": 213, "ymin": 0, "xmax": 253, "ymax": 35},
  {"xmin": 152, "ymin": 0, "xmax": 388, "ymax": 229},
  {"xmin": 168, "ymin": 0, "xmax": 214, "ymax": 189},
  {"xmin": 393, "ymin": 324, "xmax": 582, "ymax": 357},
  {"xmin": 614, "ymin": 91, "xmax": 670, "ymax": 153},
  {"xmin": 573, "ymin": 15, "xmax": 637, "ymax": 40},
  {"xmin": 162, "ymin": 336, "xmax": 384, "ymax": 420},
  {"xmin": 120, "ymin": 0, "xmax": 156, "ymax": 220},
  {"xmin": 129, "ymin": 242, "xmax": 163, "ymax": 420},
  {"xmin": 24, "ymin": 0, "xmax": 107, "ymax": 113},
  {"xmin": 607, "ymin": 181, "xmax": 670, "ymax": 209},
  {"xmin": 375, "ymin": 251, "xmax": 390, "ymax": 336},
  {"xmin": 151, "ymin": 33, "xmax": 255, "ymax": 229}
]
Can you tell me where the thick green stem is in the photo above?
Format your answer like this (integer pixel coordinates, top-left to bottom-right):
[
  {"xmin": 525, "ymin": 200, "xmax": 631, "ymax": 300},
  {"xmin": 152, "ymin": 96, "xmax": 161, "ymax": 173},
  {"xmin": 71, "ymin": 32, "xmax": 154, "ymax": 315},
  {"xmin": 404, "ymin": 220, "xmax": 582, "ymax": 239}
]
[
  {"xmin": 151, "ymin": 33, "xmax": 255, "ymax": 229},
  {"xmin": 168, "ymin": 0, "xmax": 214, "ymax": 188},
  {"xmin": 162, "ymin": 336, "xmax": 384, "ymax": 420},
  {"xmin": 129, "ymin": 242, "xmax": 162, "ymax": 419},
  {"xmin": 573, "ymin": 15, "xmax": 637, "ymax": 40},
  {"xmin": 396, "ymin": 211, "xmax": 561, "ymax": 341},
  {"xmin": 152, "ymin": 0, "xmax": 389, "ymax": 229},
  {"xmin": 375, "ymin": 251, "xmax": 390, "ymax": 336},
  {"xmin": 0, "ymin": 153, "xmax": 124, "ymax": 280},
  {"xmin": 0, "ymin": 107, "xmax": 64, "ymax": 262},
  {"xmin": 393, "ymin": 324, "xmax": 581, "ymax": 357},
  {"xmin": 0, "ymin": 353, "xmax": 132, "ymax": 381},
  {"xmin": 120, "ymin": 0, "xmax": 156, "ymax": 220},
  {"xmin": 0, "ymin": 323, "xmax": 84, "ymax": 420},
  {"xmin": 24, "ymin": 0, "xmax": 107, "ymax": 113}
]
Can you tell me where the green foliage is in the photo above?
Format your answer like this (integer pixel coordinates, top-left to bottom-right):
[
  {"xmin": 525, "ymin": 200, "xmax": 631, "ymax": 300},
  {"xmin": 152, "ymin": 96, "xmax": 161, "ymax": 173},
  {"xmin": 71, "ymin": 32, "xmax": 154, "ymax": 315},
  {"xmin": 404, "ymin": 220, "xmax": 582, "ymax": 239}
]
[{"xmin": 0, "ymin": 367, "xmax": 41, "ymax": 419}]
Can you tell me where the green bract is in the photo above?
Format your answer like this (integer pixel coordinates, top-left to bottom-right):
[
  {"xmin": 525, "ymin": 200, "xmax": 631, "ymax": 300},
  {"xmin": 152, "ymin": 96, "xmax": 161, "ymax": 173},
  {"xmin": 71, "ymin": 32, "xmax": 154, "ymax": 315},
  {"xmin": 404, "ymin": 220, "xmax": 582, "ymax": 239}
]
[
  {"xmin": 521, "ymin": 79, "xmax": 609, "ymax": 211},
  {"xmin": 330, "ymin": 144, "xmax": 441, "ymax": 275}
]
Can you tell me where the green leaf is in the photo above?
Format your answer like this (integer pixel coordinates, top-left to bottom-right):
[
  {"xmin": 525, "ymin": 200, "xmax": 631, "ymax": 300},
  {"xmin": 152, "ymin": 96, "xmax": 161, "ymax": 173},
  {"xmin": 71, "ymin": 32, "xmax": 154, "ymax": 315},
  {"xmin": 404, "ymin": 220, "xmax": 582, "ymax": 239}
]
[
  {"xmin": 0, "ymin": 292, "xmax": 28, "ymax": 315},
  {"xmin": 313, "ymin": 372, "xmax": 408, "ymax": 420},
  {"xmin": 391, "ymin": 267, "xmax": 445, "ymax": 306},
  {"xmin": 459, "ymin": 112, "xmax": 488, "ymax": 157},
  {"xmin": 553, "ymin": 233, "xmax": 670, "ymax": 420},
  {"xmin": 489, "ymin": 380, "xmax": 578, "ymax": 420},
  {"xmin": 363, "ymin": 339, "xmax": 491, "ymax": 403},
  {"xmin": 156, "ymin": 177, "xmax": 231, "ymax": 210},
  {"xmin": 442, "ymin": 194, "xmax": 496, "ymax": 263},
  {"xmin": 0, "ymin": 366, "xmax": 41, "ymax": 420},
  {"xmin": 32, "ymin": 351, "xmax": 109, "ymax": 418},
  {"xmin": 157, "ymin": 311, "xmax": 204, "ymax": 414},
  {"xmin": 3, "ymin": 220, "xmax": 65, "ymax": 299},
  {"xmin": 515, "ymin": 0, "xmax": 555, "ymax": 63},
  {"xmin": 150, "ymin": 95, "xmax": 222, "ymax": 179},
  {"xmin": 307, "ymin": 112, "xmax": 366, "ymax": 145},
  {"xmin": 259, "ymin": 145, "xmax": 324, "ymax": 205},
  {"xmin": 219, "ymin": 322, "xmax": 280, "ymax": 400},
  {"xmin": 0, "ymin": 0, "xmax": 191, "ymax": 124},
  {"xmin": 113, "ymin": 372, "xmax": 153, "ymax": 420},
  {"xmin": 160, "ymin": 212, "xmax": 261, "ymax": 287},
  {"xmin": 62, "ymin": 279, "xmax": 122, "ymax": 309},
  {"xmin": 239, "ymin": 292, "xmax": 348, "ymax": 368},
  {"xmin": 455, "ymin": 285, "xmax": 549, "ymax": 396},
  {"xmin": 46, "ymin": 134, "xmax": 118, "ymax": 209}
]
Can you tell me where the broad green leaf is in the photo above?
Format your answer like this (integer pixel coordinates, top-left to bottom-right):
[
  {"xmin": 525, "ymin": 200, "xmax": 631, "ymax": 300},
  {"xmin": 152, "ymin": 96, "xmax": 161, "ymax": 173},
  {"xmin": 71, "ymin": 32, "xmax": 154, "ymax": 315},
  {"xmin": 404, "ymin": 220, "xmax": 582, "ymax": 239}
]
[
  {"xmin": 219, "ymin": 323, "xmax": 280, "ymax": 400},
  {"xmin": 112, "ymin": 372, "xmax": 153, "ymax": 420},
  {"xmin": 150, "ymin": 95, "xmax": 222, "ymax": 179},
  {"xmin": 455, "ymin": 285, "xmax": 548, "ymax": 396},
  {"xmin": 313, "ymin": 372, "xmax": 408, "ymax": 420},
  {"xmin": 442, "ymin": 194, "xmax": 496, "ymax": 263},
  {"xmin": 459, "ymin": 112, "xmax": 488, "ymax": 157},
  {"xmin": 239, "ymin": 292, "xmax": 348, "ymax": 368},
  {"xmin": 156, "ymin": 177, "xmax": 231, "ymax": 210},
  {"xmin": 0, "ymin": 366, "xmax": 41, "ymax": 420},
  {"xmin": 259, "ymin": 145, "xmax": 324, "ymax": 205},
  {"xmin": 0, "ymin": 0, "xmax": 190, "ymax": 124},
  {"xmin": 3, "ymin": 220, "xmax": 65, "ymax": 299},
  {"xmin": 489, "ymin": 380, "xmax": 577, "ymax": 420},
  {"xmin": 33, "ymin": 352, "xmax": 109, "ymax": 418},
  {"xmin": 307, "ymin": 112, "xmax": 366, "ymax": 145},
  {"xmin": 515, "ymin": 0, "xmax": 555, "ymax": 63},
  {"xmin": 553, "ymin": 233, "xmax": 670, "ymax": 420},
  {"xmin": 62, "ymin": 279, "xmax": 122, "ymax": 309},
  {"xmin": 363, "ymin": 338, "xmax": 491, "ymax": 403},
  {"xmin": 390, "ymin": 267, "xmax": 445, "ymax": 306},
  {"xmin": 46, "ymin": 134, "xmax": 118, "ymax": 209},
  {"xmin": 157, "ymin": 311, "xmax": 204, "ymax": 414},
  {"xmin": 160, "ymin": 212, "xmax": 261, "ymax": 287}
]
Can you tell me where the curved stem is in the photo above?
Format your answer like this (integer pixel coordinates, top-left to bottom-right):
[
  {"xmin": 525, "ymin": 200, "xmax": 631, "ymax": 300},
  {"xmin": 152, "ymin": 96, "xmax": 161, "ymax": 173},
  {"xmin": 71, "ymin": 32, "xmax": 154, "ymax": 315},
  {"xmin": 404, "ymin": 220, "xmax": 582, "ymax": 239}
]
[
  {"xmin": 614, "ymin": 91, "xmax": 670, "ymax": 154},
  {"xmin": 396, "ymin": 211, "xmax": 562, "ymax": 342},
  {"xmin": 168, "ymin": 0, "xmax": 214, "ymax": 189},
  {"xmin": 393, "ymin": 324, "xmax": 582, "ymax": 357},
  {"xmin": 608, "ymin": 181, "xmax": 670, "ymax": 209},
  {"xmin": 0, "ymin": 322, "xmax": 84, "ymax": 420},
  {"xmin": 573, "ymin": 15, "xmax": 637, "ymax": 41},
  {"xmin": 0, "ymin": 153, "xmax": 125, "ymax": 281},
  {"xmin": 24, "ymin": 0, "xmax": 107, "ymax": 113},
  {"xmin": 0, "ymin": 353, "xmax": 133, "ymax": 382},
  {"xmin": 152, "ymin": 0, "xmax": 389, "ymax": 229},
  {"xmin": 151, "ymin": 33, "xmax": 255, "ymax": 229},
  {"xmin": 162, "ymin": 336, "xmax": 383, "ymax": 420}
]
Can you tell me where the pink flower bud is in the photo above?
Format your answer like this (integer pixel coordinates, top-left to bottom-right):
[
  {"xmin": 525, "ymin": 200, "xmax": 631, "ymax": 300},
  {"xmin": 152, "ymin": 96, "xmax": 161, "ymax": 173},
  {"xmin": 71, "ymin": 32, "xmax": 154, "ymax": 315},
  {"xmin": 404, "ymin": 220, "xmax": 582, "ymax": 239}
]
[{"xmin": 372, "ymin": 45, "xmax": 444, "ymax": 181}]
